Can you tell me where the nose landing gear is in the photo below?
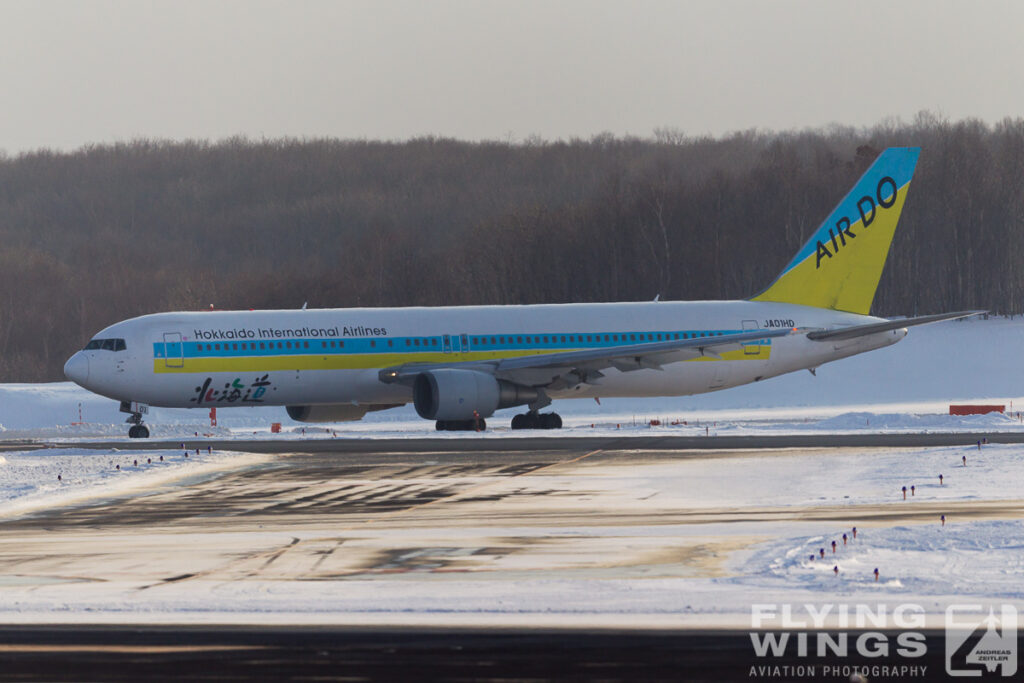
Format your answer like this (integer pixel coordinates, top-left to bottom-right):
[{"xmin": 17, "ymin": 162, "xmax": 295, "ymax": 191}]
[
  {"xmin": 120, "ymin": 401, "xmax": 151, "ymax": 438},
  {"xmin": 128, "ymin": 424, "xmax": 150, "ymax": 439}
]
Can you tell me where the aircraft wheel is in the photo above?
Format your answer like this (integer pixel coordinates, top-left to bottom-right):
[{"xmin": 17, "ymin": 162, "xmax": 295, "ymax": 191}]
[
  {"xmin": 435, "ymin": 420, "xmax": 448, "ymax": 431},
  {"xmin": 128, "ymin": 425, "xmax": 149, "ymax": 438},
  {"xmin": 511, "ymin": 414, "xmax": 526, "ymax": 430}
]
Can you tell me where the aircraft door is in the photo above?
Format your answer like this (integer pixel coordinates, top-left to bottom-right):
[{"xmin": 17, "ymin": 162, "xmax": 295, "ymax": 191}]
[
  {"xmin": 442, "ymin": 333, "xmax": 468, "ymax": 354},
  {"xmin": 741, "ymin": 320, "xmax": 760, "ymax": 356},
  {"xmin": 163, "ymin": 332, "xmax": 184, "ymax": 368}
]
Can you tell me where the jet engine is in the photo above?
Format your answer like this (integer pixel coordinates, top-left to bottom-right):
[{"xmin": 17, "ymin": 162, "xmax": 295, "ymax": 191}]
[{"xmin": 413, "ymin": 369, "xmax": 537, "ymax": 420}]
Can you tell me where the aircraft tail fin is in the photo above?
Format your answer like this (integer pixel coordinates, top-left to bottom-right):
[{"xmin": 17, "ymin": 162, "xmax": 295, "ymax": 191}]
[{"xmin": 751, "ymin": 147, "xmax": 920, "ymax": 315}]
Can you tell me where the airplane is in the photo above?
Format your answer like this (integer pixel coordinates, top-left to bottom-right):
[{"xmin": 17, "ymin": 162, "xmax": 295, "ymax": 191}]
[{"xmin": 63, "ymin": 147, "xmax": 978, "ymax": 437}]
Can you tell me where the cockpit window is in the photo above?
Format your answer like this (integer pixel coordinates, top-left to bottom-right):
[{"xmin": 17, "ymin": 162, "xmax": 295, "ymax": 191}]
[{"xmin": 84, "ymin": 338, "xmax": 127, "ymax": 352}]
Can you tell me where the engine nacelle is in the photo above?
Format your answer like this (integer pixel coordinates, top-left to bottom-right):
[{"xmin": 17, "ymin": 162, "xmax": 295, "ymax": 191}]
[
  {"xmin": 286, "ymin": 404, "xmax": 370, "ymax": 423},
  {"xmin": 413, "ymin": 369, "xmax": 538, "ymax": 421}
]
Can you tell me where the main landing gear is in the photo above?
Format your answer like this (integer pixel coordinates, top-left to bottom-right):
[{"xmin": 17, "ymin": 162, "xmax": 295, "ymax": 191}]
[
  {"xmin": 120, "ymin": 401, "xmax": 151, "ymax": 439},
  {"xmin": 435, "ymin": 418, "xmax": 486, "ymax": 431},
  {"xmin": 510, "ymin": 412, "xmax": 562, "ymax": 430}
]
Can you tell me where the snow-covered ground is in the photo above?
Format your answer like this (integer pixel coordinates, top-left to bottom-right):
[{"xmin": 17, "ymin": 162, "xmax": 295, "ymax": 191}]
[{"xmin": 0, "ymin": 448, "xmax": 268, "ymax": 520}]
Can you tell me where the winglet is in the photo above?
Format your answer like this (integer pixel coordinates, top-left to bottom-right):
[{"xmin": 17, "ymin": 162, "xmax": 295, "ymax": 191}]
[{"xmin": 752, "ymin": 147, "xmax": 920, "ymax": 315}]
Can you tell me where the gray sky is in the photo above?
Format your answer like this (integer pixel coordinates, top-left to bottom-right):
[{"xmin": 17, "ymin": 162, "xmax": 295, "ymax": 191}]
[{"xmin": 2, "ymin": 0, "xmax": 1023, "ymax": 153}]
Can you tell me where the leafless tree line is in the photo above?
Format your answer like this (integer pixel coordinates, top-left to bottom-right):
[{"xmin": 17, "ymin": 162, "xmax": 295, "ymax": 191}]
[{"xmin": 1, "ymin": 113, "xmax": 1021, "ymax": 380}]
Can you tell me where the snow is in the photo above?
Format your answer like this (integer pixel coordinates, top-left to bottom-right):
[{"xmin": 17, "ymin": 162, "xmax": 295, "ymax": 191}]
[{"xmin": 0, "ymin": 448, "xmax": 268, "ymax": 520}]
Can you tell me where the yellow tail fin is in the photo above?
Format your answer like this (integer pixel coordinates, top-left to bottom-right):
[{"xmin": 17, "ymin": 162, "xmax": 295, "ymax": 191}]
[{"xmin": 751, "ymin": 147, "xmax": 920, "ymax": 314}]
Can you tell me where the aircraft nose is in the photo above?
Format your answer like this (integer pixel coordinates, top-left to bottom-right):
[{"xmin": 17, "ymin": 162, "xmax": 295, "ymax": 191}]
[{"xmin": 63, "ymin": 352, "xmax": 90, "ymax": 385}]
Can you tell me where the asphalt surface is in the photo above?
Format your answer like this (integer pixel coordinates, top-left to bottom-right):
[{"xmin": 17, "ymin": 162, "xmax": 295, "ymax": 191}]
[{"xmin": 0, "ymin": 626, "xmax": 997, "ymax": 682}]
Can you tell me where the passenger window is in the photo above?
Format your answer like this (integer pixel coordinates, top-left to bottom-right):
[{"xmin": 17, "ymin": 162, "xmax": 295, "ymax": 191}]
[
  {"xmin": 414, "ymin": 339, "xmax": 420, "ymax": 347},
  {"xmin": 339, "ymin": 341, "xmax": 344, "ymax": 348},
  {"xmin": 561, "ymin": 336, "xmax": 566, "ymax": 343},
  {"xmin": 214, "ymin": 343, "xmax": 220, "ymax": 351},
  {"xmin": 232, "ymin": 343, "xmax": 238, "ymax": 350},
  {"xmin": 387, "ymin": 339, "xmax": 393, "ymax": 347},
  {"xmin": 370, "ymin": 340, "xmax": 376, "ymax": 348},
  {"xmin": 303, "ymin": 341, "xmax": 309, "ymax": 349}
]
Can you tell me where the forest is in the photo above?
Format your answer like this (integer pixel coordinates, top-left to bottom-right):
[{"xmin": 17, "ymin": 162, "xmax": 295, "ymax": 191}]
[{"xmin": 1, "ymin": 111, "xmax": 1021, "ymax": 381}]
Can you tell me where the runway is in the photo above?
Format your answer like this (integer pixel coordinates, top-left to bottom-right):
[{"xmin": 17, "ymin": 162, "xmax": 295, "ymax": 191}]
[{"xmin": 0, "ymin": 625, "xmax": 985, "ymax": 682}]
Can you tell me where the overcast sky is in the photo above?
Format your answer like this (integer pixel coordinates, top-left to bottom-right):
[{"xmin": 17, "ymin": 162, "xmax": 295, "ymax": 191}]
[{"xmin": 2, "ymin": 0, "xmax": 1023, "ymax": 153}]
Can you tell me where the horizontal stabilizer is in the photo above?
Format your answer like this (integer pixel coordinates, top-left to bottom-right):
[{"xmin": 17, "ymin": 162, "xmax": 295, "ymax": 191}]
[{"xmin": 806, "ymin": 311, "xmax": 985, "ymax": 342}]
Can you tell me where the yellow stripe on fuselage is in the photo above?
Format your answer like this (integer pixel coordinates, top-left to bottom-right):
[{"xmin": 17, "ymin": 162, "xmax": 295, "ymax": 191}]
[{"xmin": 152, "ymin": 345, "xmax": 770, "ymax": 374}]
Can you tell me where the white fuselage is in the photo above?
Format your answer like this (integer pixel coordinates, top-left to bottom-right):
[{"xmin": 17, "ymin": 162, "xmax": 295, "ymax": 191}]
[{"xmin": 64, "ymin": 300, "xmax": 904, "ymax": 412}]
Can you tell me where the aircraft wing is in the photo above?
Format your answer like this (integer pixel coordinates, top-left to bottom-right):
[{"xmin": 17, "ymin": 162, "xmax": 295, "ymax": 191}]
[
  {"xmin": 805, "ymin": 310, "xmax": 985, "ymax": 341},
  {"xmin": 379, "ymin": 327, "xmax": 794, "ymax": 388}
]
